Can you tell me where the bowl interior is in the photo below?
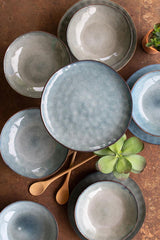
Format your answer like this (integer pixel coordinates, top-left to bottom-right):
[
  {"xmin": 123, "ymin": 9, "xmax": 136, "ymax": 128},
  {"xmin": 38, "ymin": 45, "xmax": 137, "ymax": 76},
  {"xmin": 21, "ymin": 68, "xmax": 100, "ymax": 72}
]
[
  {"xmin": 41, "ymin": 60, "xmax": 132, "ymax": 152},
  {"xmin": 0, "ymin": 108, "xmax": 68, "ymax": 178},
  {"xmin": 131, "ymin": 71, "xmax": 160, "ymax": 136},
  {"xmin": 0, "ymin": 201, "xmax": 58, "ymax": 240},
  {"xmin": 74, "ymin": 181, "xmax": 138, "ymax": 240},
  {"xmin": 3, "ymin": 31, "xmax": 71, "ymax": 98},
  {"xmin": 63, "ymin": 1, "xmax": 136, "ymax": 71}
]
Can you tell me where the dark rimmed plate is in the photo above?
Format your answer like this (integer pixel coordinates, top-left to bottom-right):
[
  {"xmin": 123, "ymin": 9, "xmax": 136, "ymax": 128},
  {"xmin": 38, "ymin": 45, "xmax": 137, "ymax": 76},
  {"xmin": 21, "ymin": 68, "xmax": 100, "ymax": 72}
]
[
  {"xmin": 67, "ymin": 172, "xmax": 145, "ymax": 240},
  {"xmin": 41, "ymin": 60, "xmax": 132, "ymax": 152},
  {"xmin": 127, "ymin": 64, "xmax": 160, "ymax": 144},
  {"xmin": 57, "ymin": 0, "xmax": 137, "ymax": 71}
]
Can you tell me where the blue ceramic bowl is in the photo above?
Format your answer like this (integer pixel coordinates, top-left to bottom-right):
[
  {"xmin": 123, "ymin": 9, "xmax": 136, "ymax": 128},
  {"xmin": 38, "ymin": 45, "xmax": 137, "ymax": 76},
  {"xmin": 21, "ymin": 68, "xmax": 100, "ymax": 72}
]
[
  {"xmin": 131, "ymin": 71, "xmax": 160, "ymax": 136},
  {"xmin": 0, "ymin": 201, "xmax": 58, "ymax": 240},
  {"xmin": 41, "ymin": 60, "xmax": 132, "ymax": 152},
  {"xmin": 68, "ymin": 172, "xmax": 145, "ymax": 240},
  {"xmin": 0, "ymin": 108, "xmax": 68, "ymax": 178},
  {"xmin": 3, "ymin": 31, "xmax": 71, "ymax": 98},
  {"xmin": 75, "ymin": 181, "xmax": 138, "ymax": 240},
  {"xmin": 58, "ymin": 0, "xmax": 137, "ymax": 71}
]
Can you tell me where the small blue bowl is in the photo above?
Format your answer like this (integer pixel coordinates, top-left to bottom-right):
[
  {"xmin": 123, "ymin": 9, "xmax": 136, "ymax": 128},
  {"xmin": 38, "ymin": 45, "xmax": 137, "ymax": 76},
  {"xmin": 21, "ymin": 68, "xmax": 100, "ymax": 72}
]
[
  {"xmin": 131, "ymin": 71, "xmax": 160, "ymax": 136},
  {"xmin": 0, "ymin": 108, "xmax": 68, "ymax": 178},
  {"xmin": 3, "ymin": 31, "xmax": 71, "ymax": 98},
  {"xmin": 0, "ymin": 201, "xmax": 58, "ymax": 240}
]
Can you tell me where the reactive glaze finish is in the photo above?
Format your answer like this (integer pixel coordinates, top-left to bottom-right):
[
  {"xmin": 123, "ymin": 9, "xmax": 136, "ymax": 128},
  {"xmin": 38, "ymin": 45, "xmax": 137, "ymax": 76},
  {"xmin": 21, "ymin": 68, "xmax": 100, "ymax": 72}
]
[
  {"xmin": 41, "ymin": 60, "xmax": 132, "ymax": 151},
  {"xmin": 132, "ymin": 71, "xmax": 160, "ymax": 136},
  {"xmin": 58, "ymin": 0, "xmax": 137, "ymax": 71},
  {"xmin": 0, "ymin": 201, "xmax": 58, "ymax": 240},
  {"xmin": 75, "ymin": 181, "xmax": 137, "ymax": 240},
  {"xmin": 68, "ymin": 172, "xmax": 145, "ymax": 240},
  {"xmin": 127, "ymin": 64, "xmax": 160, "ymax": 144},
  {"xmin": 3, "ymin": 31, "xmax": 71, "ymax": 98},
  {"xmin": 0, "ymin": 108, "xmax": 68, "ymax": 178}
]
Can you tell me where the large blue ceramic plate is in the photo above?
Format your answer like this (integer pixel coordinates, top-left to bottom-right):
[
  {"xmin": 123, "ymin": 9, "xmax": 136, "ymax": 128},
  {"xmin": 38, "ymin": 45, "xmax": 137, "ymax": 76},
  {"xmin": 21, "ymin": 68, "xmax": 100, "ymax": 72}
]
[
  {"xmin": 67, "ymin": 172, "xmax": 145, "ymax": 240},
  {"xmin": 0, "ymin": 108, "xmax": 68, "ymax": 178},
  {"xmin": 41, "ymin": 60, "xmax": 132, "ymax": 152},
  {"xmin": 57, "ymin": 0, "xmax": 137, "ymax": 71},
  {"xmin": 0, "ymin": 201, "xmax": 58, "ymax": 240},
  {"xmin": 127, "ymin": 64, "xmax": 160, "ymax": 144}
]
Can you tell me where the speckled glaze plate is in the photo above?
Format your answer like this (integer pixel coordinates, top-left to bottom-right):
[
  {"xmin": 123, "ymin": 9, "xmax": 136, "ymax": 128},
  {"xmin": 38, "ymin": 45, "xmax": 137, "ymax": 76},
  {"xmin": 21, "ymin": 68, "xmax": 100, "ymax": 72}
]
[
  {"xmin": 57, "ymin": 0, "xmax": 137, "ymax": 71},
  {"xmin": 127, "ymin": 64, "xmax": 160, "ymax": 144},
  {"xmin": 0, "ymin": 201, "xmax": 58, "ymax": 240},
  {"xmin": 67, "ymin": 172, "xmax": 146, "ymax": 240},
  {"xmin": 41, "ymin": 60, "xmax": 132, "ymax": 152},
  {"xmin": 0, "ymin": 108, "xmax": 68, "ymax": 178}
]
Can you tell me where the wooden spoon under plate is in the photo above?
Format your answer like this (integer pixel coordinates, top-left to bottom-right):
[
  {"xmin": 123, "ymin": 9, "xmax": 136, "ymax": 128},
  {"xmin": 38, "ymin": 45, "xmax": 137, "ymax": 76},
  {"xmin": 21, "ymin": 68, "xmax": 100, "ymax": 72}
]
[
  {"xmin": 56, "ymin": 151, "xmax": 77, "ymax": 205},
  {"xmin": 29, "ymin": 154, "xmax": 96, "ymax": 196}
]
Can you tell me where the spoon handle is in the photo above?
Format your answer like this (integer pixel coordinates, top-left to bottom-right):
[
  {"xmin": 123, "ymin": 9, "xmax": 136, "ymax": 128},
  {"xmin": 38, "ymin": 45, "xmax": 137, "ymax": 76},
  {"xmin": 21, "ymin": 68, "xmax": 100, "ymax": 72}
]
[
  {"xmin": 29, "ymin": 154, "xmax": 97, "ymax": 196},
  {"xmin": 46, "ymin": 154, "xmax": 96, "ymax": 185},
  {"xmin": 65, "ymin": 151, "xmax": 77, "ymax": 180}
]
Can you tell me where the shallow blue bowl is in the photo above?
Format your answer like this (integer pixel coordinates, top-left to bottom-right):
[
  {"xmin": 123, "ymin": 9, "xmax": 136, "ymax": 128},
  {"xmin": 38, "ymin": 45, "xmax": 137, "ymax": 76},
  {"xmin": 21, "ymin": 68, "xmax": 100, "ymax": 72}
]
[
  {"xmin": 132, "ymin": 71, "xmax": 160, "ymax": 136},
  {"xmin": 3, "ymin": 31, "xmax": 71, "ymax": 98},
  {"xmin": 0, "ymin": 108, "xmax": 68, "ymax": 178},
  {"xmin": 0, "ymin": 201, "xmax": 58, "ymax": 240},
  {"xmin": 41, "ymin": 60, "xmax": 132, "ymax": 152}
]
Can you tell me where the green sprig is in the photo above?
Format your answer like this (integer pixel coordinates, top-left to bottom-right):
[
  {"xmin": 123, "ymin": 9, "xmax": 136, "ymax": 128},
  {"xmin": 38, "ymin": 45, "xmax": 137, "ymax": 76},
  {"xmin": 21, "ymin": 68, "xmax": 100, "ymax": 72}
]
[{"xmin": 146, "ymin": 23, "xmax": 160, "ymax": 51}]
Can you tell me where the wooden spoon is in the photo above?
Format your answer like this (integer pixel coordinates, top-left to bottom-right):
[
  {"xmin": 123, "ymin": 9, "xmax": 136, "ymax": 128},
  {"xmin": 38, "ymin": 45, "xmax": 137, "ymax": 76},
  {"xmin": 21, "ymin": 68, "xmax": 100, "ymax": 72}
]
[
  {"xmin": 29, "ymin": 154, "xmax": 96, "ymax": 196},
  {"xmin": 56, "ymin": 151, "xmax": 77, "ymax": 205}
]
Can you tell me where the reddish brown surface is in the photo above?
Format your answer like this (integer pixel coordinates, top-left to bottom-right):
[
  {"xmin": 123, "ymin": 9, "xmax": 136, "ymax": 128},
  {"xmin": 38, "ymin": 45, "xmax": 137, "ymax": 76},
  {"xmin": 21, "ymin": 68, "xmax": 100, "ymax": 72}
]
[{"xmin": 0, "ymin": 0, "xmax": 160, "ymax": 239}]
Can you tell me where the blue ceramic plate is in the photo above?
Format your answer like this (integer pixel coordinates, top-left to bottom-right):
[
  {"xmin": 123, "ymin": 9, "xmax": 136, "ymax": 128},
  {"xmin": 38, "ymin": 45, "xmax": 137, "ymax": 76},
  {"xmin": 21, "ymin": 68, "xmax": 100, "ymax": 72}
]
[
  {"xmin": 132, "ymin": 71, "xmax": 160, "ymax": 136},
  {"xmin": 57, "ymin": 0, "xmax": 136, "ymax": 71},
  {"xmin": 67, "ymin": 172, "xmax": 145, "ymax": 240},
  {"xmin": 127, "ymin": 64, "xmax": 160, "ymax": 144},
  {"xmin": 41, "ymin": 60, "xmax": 132, "ymax": 152},
  {"xmin": 4, "ymin": 31, "xmax": 71, "ymax": 98},
  {"xmin": 0, "ymin": 201, "xmax": 58, "ymax": 240},
  {"xmin": 0, "ymin": 108, "xmax": 68, "ymax": 178}
]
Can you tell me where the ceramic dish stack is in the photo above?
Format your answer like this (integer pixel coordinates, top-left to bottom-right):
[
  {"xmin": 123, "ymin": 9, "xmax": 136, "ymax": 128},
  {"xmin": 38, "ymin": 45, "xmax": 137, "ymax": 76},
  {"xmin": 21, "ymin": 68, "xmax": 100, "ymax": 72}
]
[
  {"xmin": 58, "ymin": 0, "xmax": 137, "ymax": 71},
  {"xmin": 68, "ymin": 172, "xmax": 145, "ymax": 240},
  {"xmin": 127, "ymin": 64, "xmax": 160, "ymax": 144}
]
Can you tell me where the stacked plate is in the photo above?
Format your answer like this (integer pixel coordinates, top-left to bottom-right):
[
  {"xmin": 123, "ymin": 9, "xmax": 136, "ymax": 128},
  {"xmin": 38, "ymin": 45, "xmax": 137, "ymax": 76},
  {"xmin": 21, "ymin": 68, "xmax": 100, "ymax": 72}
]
[
  {"xmin": 58, "ymin": 0, "xmax": 137, "ymax": 71},
  {"xmin": 127, "ymin": 64, "xmax": 160, "ymax": 144},
  {"xmin": 68, "ymin": 172, "xmax": 145, "ymax": 240}
]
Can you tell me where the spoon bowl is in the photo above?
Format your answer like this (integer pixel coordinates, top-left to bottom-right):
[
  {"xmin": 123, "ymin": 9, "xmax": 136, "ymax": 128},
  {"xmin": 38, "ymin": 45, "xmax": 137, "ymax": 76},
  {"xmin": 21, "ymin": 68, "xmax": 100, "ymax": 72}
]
[
  {"xmin": 29, "ymin": 154, "xmax": 96, "ymax": 196},
  {"xmin": 56, "ymin": 151, "xmax": 77, "ymax": 205}
]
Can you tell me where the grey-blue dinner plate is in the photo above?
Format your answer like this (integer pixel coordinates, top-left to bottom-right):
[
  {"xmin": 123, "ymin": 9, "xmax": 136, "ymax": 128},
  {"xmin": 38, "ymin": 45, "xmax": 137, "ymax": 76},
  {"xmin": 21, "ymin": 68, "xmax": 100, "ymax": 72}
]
[
  {"xmin": 41, "ymin": 60, "xmax": 132, "ymax": 152},
  {"xmin": 127, "ymin": 64, "xmax": 160, "ymax": 144},
  {"xmin": 67, "ymin": 172, "xmax": 145, "ymax": 240}
]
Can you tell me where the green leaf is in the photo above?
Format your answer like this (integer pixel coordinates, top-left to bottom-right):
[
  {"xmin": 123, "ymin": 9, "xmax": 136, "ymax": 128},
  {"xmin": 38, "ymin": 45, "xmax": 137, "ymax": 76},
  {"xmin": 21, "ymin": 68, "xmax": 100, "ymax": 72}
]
[
  {"xmin": 109, "ymin": 134, "xmax": 127, "ymax": 154},
  {"xmin": 125, "ymin": 154, "xmax": 146, "ymax": 173},
  {"xmin": 97, "ymin": 156, "xmax": 117, "ymax": 174},
  {"xmin": 113, "ymin": 171, "xmax": 130, "ymax": 180},
  {"xmin": 122, "ymin": 137, "xmax": 144, "ymax": 155},
  {"xmin": 94, "ymin": 148, "xmax": 115, "ymax": 156},
  {"xmin": 115, "ymin": 157, "xmax": 132, "ymax": 174}
]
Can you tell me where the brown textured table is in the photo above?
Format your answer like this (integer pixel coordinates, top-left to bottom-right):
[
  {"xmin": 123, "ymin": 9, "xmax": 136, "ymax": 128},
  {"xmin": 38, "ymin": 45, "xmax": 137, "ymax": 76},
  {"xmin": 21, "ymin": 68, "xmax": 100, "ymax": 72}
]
[{"xmin": 0, "ymin": 0, "xmax": 160, "ymax": 239}]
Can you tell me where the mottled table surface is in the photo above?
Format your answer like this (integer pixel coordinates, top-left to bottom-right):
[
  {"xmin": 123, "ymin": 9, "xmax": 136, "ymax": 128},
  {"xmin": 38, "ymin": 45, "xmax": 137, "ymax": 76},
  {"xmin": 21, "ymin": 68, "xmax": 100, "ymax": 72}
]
[{"xmin": 0, "ymin": 0, "xmax": 160, "ymax": 239}]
